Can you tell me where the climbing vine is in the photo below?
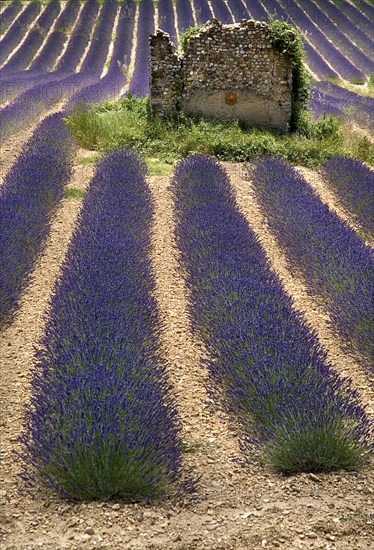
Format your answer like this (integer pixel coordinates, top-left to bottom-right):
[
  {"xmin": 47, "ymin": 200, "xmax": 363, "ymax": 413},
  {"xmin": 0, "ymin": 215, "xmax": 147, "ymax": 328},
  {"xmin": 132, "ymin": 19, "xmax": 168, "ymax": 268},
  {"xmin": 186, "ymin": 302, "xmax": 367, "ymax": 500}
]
[
  {"xmin": 268, "ymin": 20, "xmax": 310, "ymax": 132},
  {"xmin": 179, "ymin": 23, "xmax": 206, "ymax": 53}
]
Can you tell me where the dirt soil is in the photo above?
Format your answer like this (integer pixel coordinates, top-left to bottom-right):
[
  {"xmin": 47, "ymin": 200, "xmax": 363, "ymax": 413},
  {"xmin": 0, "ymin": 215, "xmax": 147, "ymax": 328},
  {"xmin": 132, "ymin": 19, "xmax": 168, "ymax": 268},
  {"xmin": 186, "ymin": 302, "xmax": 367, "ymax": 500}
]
[{"xmin": 0, "ymin": 153, "xmax": 373, "ymax": 550}]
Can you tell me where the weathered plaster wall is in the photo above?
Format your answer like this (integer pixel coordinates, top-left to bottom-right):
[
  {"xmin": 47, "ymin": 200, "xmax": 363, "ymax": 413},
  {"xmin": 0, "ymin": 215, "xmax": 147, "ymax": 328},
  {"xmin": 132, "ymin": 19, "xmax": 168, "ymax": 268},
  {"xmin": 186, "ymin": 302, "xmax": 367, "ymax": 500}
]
[{"xmin": 149, "ymin": 19, "xmax": 293, "ymax": 130}]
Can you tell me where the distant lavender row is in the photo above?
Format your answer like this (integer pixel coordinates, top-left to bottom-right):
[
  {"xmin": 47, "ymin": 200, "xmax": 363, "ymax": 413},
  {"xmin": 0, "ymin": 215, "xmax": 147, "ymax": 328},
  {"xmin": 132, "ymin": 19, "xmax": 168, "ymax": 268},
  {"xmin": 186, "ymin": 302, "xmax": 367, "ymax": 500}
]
[
  {"xmin": 274, "ymin": 0, "xmax": 365, "ymax": 81},
  {"xmin": 333, "ymin": 0, "xmax": 373, "ymax": 37},
  {"xmin": 0, "ymin": 1, "xmax": 41, "ymax": 67},
  {"xmin": 0, "ymin": 113, "xmax": 75, "ymax": 326},
  {"xmin": 19, "ymin": 148, "xmax": 184, "ymax": 502},
  {"xmin": 193, "ymin": 0, "xmax": 213, "ymax": 25},
  {"xmin": 128, "ymin": 0, "xmax": 154, "ymax": 97},
  {"xmin": 295, "ymin": 0, "xmax": 374, "ymax": 76},
  {"xmin": 303, "ymin": 41, "xmax": 338, "ymax": 80},
  {"xmin": 54, "ymin": 0, "xmax": 99, "ymax": 75},
  {"xmin": 250, "ymin": 156, "xmax": 374, "ymax": 374},
  {"xmin": 2, "ymin": 0, "xmax": 61, "ymax": 73},
  {"xmin": 310, "ymin": 82, "xmax": 374, "ymax": 131},
  {"xmin": 106, "ymin": 0, "xmax": 135, "ymax": 76},
  {"xmin": 0, "ymin": 0, "xmax": 101, "ymax": 142},
  {"xmin": 176, "ymin": 0, "xmax": 195, "ymax": 32},
  {"xmin": 79, "ymin": 0, "xmax": 117, "ymax": 76},
  {"xmin": 320, "ymin": 157, "xmax": 374, "ymax": 242},
  {"xmin": 66, "ymin": 0, "xmax": 136, "ymax": 109},
  {"xmin": 158, "ymin": 0, "xmax": 177, "ymax": 45},
  {"xmin": 29, "ymin": 0, "xmax": 81, "ymax": 73},
  {"xmin": 245, "ymin": 0, "xmax": 269, "ymax": 20},
  {"xmin": 0, "ymin": 0, "xmax": 97, "ymax": 104},
  {"xmin": 0, "ymin": 0, "xmax": 22, "ymax": 37},
  {"xmin": 313, "ymin": 0, "xmax": 374, "ymax": 58},
  {"xmin": 257, "ymin": 0, "xmax": 339, "ymax": 79},
  {"xmin": 210, "ymin": 0, "xmax": 233, "ymax": 24},
  {"xmin": 172, "ymin": 155, "xmax": 372, "ymax": 473},
  {"xmin": 227, "ymin": 0, "xmax": 250, "ymax": 21}
]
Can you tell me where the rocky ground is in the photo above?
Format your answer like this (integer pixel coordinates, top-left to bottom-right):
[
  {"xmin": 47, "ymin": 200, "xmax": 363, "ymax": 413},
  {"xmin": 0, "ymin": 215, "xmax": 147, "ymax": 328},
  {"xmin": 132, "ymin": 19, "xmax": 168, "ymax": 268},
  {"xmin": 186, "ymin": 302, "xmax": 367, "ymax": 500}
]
[{"xmin": 0, "ymin": 149, "xmax": 373, "ymax": 550}]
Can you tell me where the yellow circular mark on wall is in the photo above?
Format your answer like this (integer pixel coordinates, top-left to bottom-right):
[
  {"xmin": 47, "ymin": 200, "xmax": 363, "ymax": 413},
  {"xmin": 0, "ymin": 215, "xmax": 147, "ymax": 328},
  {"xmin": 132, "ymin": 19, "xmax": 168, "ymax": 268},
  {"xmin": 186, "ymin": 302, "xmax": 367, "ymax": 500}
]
[{"xmin": 225, "ymin": 92, "xmax": 238, "ymax": 105}]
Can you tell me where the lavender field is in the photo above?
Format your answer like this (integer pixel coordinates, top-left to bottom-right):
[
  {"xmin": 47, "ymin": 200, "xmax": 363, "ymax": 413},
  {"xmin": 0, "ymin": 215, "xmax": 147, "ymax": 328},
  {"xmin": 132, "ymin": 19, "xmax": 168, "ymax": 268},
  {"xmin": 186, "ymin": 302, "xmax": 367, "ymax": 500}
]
[{"xmin": 0, "ymin": 2, "xmax": 373, "ymax": 549}]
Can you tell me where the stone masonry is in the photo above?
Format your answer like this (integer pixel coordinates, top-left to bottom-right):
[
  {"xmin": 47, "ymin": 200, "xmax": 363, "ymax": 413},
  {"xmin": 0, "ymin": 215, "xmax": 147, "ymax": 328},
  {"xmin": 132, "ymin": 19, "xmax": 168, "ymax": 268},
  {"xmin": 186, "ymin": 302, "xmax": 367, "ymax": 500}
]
[{"xmin": 149, "ymin": 19, "xmax": 293, "ymax": 130}]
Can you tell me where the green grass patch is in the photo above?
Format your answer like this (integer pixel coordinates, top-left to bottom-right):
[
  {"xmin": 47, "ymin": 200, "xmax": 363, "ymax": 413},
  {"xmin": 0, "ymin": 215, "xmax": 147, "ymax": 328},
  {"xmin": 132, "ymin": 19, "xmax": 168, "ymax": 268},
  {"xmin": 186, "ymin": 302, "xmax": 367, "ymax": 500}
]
[
  {"xmin": 64, "ymin": 187, "xmax": 86, "ymax": 199},
  {"xmin": 76, "ymin": 154, "xmax": 99, "ymax": 165},
  {"xmin": 146, "ymin": 158, "xmax": 174, "ymax": 175},
  {"xmin": 65, "ymin": 95, "xmax": 373, "ymax": 168}
]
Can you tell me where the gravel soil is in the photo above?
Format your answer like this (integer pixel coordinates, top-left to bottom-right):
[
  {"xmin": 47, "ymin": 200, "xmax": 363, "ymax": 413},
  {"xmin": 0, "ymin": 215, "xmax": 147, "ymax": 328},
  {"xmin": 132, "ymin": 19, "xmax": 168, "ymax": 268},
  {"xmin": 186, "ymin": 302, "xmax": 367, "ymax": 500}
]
[{"xmin": 0, "ymin": 154, "xmax": 373, "ymax": 550}]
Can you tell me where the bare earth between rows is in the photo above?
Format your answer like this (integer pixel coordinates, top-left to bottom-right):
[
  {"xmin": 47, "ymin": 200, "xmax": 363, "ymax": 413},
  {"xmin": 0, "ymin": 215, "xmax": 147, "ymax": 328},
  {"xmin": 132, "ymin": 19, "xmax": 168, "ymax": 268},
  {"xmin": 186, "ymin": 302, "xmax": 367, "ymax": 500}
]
[{"xmin": 0, "ymin": 154, "xmax": 373, "ymax": 550}]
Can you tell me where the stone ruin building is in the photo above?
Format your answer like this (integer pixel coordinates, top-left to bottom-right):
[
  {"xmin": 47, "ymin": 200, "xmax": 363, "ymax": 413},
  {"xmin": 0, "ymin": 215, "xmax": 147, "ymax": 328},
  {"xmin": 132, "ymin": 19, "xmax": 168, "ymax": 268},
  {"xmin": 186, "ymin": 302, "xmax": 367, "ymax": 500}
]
[{"xmin": 149, "ymin": 19, "xmax": 293, "ymax": 130}]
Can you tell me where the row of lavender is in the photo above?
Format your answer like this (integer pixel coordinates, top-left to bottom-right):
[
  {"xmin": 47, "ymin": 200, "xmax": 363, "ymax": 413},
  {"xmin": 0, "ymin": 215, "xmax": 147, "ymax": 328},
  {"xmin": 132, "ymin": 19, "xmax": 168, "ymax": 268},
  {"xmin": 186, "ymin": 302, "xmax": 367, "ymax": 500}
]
[
  {"xmin": 320, "ymin": 156, "xmax": 374, "ymax": 241},
  {"xmin": 310, "ymin": 81, "xmax": 374, "ymax": 131},
  {"xmin": 172, "ymin": 154, "xmax": 372, "ymax": 474},
  {"xmin": 18, "ymin": 148, "xmax": 185, "ymax": 501},
  {"xmin": 249, "ymin": 157, "xmax": 373, "ymax": 375},
  {"xmin": 0, "ymin": 114, "xmax": 75, "ymax": 326}
]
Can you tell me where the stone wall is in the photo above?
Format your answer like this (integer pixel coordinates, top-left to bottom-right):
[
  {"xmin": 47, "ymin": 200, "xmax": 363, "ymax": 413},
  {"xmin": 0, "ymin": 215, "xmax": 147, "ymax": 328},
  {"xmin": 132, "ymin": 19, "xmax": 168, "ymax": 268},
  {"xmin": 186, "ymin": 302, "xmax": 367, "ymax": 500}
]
[{"xmin": 149, "ymin": 19, "xmax": 293, "ymax": 130}]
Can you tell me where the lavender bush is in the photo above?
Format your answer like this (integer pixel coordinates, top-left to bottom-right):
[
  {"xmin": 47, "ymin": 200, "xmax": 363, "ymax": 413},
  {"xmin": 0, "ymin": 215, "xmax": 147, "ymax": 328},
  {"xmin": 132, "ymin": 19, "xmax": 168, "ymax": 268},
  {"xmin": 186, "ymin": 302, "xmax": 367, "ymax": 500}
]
[
  {"xmin": 0, "ymin": 113, "xmax": 75, "ymax": 326},
  {"xmin": 18, "ymin": 149, "xmax": 184, "ymax": 501},
  {"xmin": 250, "ymin": 156, "xmax": 374, "ymax": 375},
  {"xmin": 172, "ymin": 155, "xmax": 372, "ymax": 473},
  {"xmin": 320, "ymin": 156, "xmax": 374, "ymax": 241}
]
